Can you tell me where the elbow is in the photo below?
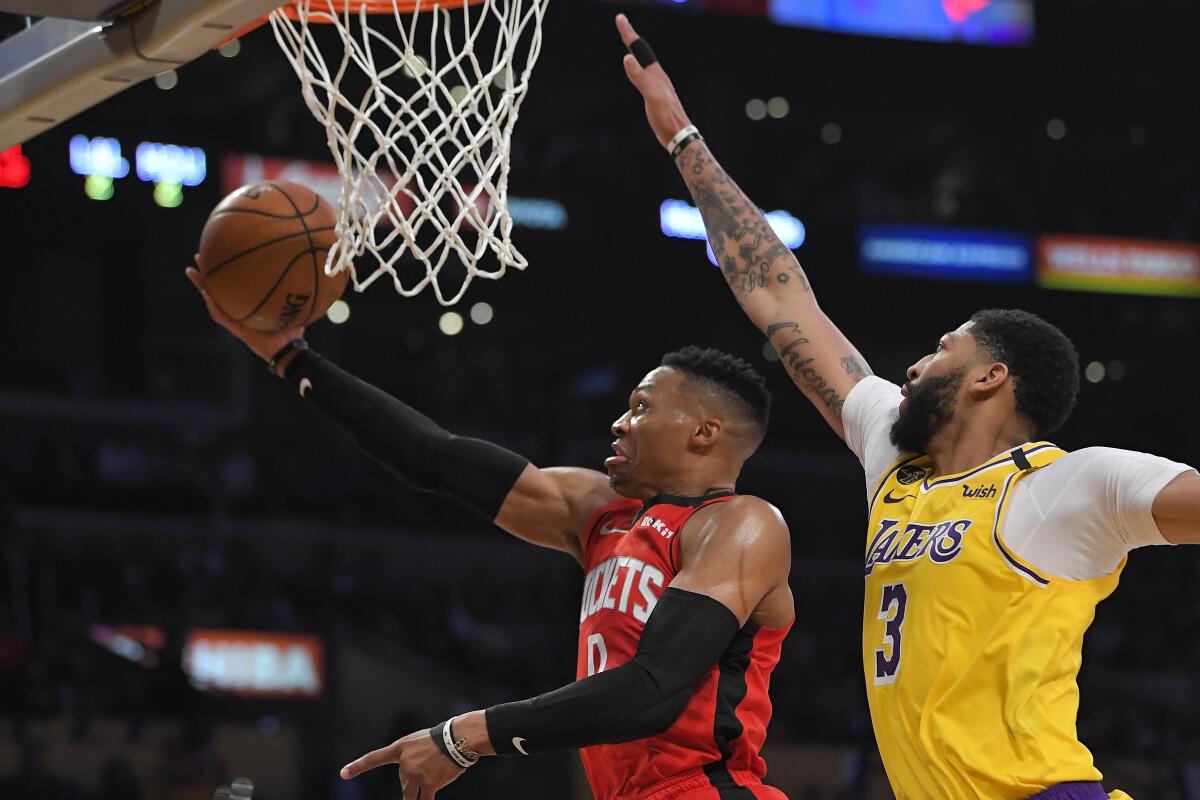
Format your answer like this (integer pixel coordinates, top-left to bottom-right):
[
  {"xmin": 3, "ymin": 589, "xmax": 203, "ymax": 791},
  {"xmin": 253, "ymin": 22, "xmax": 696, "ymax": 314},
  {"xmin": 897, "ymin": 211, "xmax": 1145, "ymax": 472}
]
[{"xmin": 613, "ymin": 686, "xmax": 693, "ymax": 743}]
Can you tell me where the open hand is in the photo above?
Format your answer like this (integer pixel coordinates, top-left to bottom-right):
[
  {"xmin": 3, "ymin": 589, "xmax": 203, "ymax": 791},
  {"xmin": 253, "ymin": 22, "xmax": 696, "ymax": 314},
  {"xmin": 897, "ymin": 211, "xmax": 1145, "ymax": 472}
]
[
  {"xmin": 185, "ymin": 257, "xmax": 302, "ymax": 370},
  {"xmin": 615, "ymin": 14, "xmax": 692, "ymax": 149},
  {"xmin": 340, "ymin": 728, "xmax": 464, "ymax": 800}
]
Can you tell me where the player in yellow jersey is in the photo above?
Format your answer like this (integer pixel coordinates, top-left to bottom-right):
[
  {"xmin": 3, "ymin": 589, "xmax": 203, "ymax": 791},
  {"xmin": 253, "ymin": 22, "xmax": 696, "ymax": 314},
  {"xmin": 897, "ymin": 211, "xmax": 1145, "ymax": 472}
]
[{"xmin": 615, "ymin": 14, "xmax": 1200, "ymax": 800}]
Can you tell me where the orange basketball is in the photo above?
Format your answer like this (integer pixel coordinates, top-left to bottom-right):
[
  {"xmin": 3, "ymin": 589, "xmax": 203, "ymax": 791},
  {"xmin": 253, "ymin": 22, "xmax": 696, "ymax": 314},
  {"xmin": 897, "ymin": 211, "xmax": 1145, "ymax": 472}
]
[{"xmin": 198, "ymin": 181, "xmax": 348, "ymax": 332}]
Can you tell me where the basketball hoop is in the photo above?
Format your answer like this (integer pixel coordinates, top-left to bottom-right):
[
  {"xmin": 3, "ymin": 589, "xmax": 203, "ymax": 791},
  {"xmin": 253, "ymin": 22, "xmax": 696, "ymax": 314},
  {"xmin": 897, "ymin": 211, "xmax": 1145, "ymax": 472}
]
[{"xmin": 264, "ymin": 0, "xmax": 548, "ymax": 305}]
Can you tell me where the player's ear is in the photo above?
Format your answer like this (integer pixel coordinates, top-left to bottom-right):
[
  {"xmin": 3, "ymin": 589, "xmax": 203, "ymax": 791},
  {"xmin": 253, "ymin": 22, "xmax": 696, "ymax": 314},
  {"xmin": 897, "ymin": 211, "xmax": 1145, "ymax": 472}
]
[
  {"xmin": 692, "ymin": 418, "xmax": 722, "ymax": 448},
  {"xmin": 970, "ymin": 361, "xmax": 1010, "ymax": 399}
]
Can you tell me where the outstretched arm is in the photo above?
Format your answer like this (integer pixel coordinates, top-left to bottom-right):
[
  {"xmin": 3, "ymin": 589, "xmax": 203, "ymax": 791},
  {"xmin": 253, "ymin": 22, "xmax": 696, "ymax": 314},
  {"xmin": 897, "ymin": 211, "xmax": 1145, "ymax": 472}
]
[
  {"xmin": 616, "ymin": 15, "xmax": 871, "ymax": 441},
  {"xmin": 185, "ymin": 266, "xmax": 616, "ymax": 561},
  {"xmin": 1153, "ymin": 470, "xmax": 1200, "ymax": 544},
  {"xmin": 336, "ymin": 498, "xmax": 792, "ymax": 798}
]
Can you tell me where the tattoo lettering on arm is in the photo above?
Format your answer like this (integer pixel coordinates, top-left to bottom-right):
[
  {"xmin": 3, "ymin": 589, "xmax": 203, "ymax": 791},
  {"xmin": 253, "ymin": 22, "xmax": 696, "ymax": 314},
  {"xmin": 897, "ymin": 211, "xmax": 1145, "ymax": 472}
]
[{"xmin": 765, "ymin": 321, "xmax": 845, "ymax": 414}]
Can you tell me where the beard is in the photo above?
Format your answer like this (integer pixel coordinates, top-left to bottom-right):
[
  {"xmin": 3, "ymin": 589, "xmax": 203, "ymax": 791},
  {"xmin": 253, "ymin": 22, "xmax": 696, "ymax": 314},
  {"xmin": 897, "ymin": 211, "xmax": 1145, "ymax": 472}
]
[{"xmin": 889, "ymin": 368, "xmax": 965, "ymax": 454}]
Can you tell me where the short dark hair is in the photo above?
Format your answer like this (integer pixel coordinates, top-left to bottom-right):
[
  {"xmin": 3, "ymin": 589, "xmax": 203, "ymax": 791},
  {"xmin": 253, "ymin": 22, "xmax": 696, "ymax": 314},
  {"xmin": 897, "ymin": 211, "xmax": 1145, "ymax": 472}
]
[
  {"xmin": 968, "ymin": 309, "xmax": 1079, "ymax": 438},
  {"xmin": 661, "ymin": 346, "xmax": 771, "ymax": 441}
]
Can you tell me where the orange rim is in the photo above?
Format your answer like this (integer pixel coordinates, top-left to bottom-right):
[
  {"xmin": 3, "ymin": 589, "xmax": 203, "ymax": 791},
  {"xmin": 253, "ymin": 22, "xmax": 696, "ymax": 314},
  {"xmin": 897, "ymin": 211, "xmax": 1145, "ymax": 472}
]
[
  {"xmin": 276, "ymin": 0, "xmax": 484, "ymax": 17},
  {"xmin": 219, "ymin": 0, "xmax": 486, "ymax": 46}
]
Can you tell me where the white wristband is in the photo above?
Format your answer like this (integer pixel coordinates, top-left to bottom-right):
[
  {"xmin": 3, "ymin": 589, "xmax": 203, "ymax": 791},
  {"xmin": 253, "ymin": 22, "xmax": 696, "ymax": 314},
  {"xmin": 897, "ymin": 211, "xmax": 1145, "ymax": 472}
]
[
  {"xmin": 666, "ymin": 124, "xmax": 699, "ymax": 154},
  {"xmin": 442, "ymin": 717, "xmax": 476, "ymax": 768}
]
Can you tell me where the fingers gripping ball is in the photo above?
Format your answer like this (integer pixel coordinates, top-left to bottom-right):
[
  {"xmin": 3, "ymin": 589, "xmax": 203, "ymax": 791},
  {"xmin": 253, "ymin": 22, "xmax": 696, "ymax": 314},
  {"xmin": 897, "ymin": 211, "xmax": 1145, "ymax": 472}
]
[{"xmin": 198, "ymin": 182, "xmax": 348, "ymax": 332}]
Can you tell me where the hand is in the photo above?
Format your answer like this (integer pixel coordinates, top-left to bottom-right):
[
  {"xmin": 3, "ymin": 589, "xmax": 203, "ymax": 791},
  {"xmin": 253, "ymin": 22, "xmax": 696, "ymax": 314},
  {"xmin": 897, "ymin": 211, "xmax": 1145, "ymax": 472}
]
[
  {"xmin": 340, "ymin": 728, "xmax": 465, "ymax": 800},
  {"xmin": 615, "ymin": 14, "xmax": 692, "ymax": 149},
  {"xmin": 185, "ymin": 256, "xmax": 303, "ymax": 373}
]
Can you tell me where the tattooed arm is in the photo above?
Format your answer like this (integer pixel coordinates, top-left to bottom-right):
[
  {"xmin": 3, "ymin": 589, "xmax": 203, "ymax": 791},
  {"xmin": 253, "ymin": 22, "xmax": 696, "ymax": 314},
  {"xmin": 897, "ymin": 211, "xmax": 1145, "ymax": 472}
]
[{"xmin": 615, "ymin": 14, "xmax": 871, "ymax": 440}]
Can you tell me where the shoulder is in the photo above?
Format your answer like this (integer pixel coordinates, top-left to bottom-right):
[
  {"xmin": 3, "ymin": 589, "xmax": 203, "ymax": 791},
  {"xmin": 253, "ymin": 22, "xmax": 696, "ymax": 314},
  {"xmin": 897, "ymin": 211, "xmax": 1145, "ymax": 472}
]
[
  {"xmin": 1031, "ymin": 446, "xmax": 1188, "ymax": 484},
  {"xmin": 687, "ymin": 495, "xmax": 791, "ymax": 554},
  {"xmin": 844, "ymin": 375, "xmax": 903, "ymax": 419},
  {"xmin": 714, "ymin": 495, "xmax": 787, "ymax": 528}
]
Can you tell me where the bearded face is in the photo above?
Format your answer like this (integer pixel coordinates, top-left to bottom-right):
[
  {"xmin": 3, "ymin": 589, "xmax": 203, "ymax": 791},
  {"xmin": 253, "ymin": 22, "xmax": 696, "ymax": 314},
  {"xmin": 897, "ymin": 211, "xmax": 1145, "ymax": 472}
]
[{"xmin": 890, "ymin": 367, "xmax": 966, "ymax": 454}]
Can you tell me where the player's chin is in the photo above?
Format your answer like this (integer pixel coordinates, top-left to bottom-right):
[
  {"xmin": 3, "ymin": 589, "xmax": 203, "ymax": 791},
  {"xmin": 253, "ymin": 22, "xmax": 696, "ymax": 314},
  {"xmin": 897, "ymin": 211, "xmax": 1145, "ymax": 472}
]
[{"xmin": 606, "ymin": 466, "xmax": 636, "ymax": 495}]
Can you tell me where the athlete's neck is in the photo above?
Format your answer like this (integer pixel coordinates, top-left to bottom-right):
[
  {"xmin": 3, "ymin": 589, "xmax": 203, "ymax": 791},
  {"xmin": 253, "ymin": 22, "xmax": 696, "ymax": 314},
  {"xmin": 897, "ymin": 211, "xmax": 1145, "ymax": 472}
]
[
  {"xmin": 925, "ymin": 411, "xmax": 1030, "ymax": 479},
  {"xmin": 636, "ymin": 471, "xmax": 736, "ymax": 501}
]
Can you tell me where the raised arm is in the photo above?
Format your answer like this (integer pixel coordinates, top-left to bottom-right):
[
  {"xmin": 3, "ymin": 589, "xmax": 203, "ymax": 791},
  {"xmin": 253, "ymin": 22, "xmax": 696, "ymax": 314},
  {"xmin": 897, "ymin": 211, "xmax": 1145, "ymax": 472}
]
[
  {"xmin": 185, "ymin": 266, "xmax": 617, "ymax": 561},
  {"xmin": 616, "ymin": 15, "xmax": 871, "ymax": 440},
  {"xmin": 337, "ymin": 497, "xmax": 792, "ymax": 799}
]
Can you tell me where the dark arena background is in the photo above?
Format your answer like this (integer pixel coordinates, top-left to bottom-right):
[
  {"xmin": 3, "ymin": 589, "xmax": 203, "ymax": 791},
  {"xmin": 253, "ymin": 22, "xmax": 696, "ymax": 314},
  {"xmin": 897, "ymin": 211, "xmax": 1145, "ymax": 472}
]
[{"xmin": 2, "ymin": 1, "xmax": 1200, "ymax": 798}]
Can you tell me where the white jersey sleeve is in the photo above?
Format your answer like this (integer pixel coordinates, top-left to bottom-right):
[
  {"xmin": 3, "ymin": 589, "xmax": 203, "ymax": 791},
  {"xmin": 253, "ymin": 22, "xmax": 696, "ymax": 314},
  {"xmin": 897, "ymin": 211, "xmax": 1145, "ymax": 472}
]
[
  {"xmin": 1003, "ymin": 447, "xmax": 1197, "ymax": 580},
  {"xmin": 842, "ymin": 376, "xmax": 905, "ymax": 496}
]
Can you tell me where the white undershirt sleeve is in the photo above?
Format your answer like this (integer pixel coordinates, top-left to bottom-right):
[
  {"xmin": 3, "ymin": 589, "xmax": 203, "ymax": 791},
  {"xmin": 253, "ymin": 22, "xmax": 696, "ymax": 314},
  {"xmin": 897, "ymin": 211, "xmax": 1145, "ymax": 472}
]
[
  {"xmin": 841, "ymin": 376, "xmax": 905, "ymax": 496},
  {"xmin": 1003, "ymin": 447, "xmax": 1197, "ymax": 580}
]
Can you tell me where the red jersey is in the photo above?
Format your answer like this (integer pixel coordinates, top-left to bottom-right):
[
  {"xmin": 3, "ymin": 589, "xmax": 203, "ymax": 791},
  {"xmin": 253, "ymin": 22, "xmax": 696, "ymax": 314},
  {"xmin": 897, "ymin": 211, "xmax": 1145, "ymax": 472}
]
[{"xmin": 576, "ymin": 491, "xmax": 792, "ymax": 800}]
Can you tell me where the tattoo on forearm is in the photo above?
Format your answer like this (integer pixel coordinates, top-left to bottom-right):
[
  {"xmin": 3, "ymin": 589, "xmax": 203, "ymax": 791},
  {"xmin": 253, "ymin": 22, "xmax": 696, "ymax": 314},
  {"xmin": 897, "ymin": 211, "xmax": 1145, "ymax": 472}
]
[
  {"xmin": 678, "ymin": 145, "xmax": 812, "ymax": 299},
  {"xmin": 765, "ymin": 321, "xmax": 845, "ymax": 414}
]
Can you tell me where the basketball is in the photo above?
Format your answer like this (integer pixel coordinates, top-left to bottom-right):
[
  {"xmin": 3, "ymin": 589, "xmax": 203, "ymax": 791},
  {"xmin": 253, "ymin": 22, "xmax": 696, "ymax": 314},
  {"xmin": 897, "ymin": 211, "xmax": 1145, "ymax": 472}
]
[{"xmin": 198, "ymin": 181, "xmax": 348, "ymax": 332}]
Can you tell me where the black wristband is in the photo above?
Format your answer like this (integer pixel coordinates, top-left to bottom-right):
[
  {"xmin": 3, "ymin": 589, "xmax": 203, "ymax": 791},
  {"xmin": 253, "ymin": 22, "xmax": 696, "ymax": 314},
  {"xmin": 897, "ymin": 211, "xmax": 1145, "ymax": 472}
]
[
  {"xmin": 628, "ymin": 37, "xmax": 657, "ymax": 68},
  {"xmin": 670, "ymin": 132, "xmax": 702, "ymax": 160},
  {"xmin": 268, "ymin": 338, "xmax": 307, "ymax": 374},
  {"xmin": 430, "ymin": 722, "xmax": 458, "ymax": 766}
]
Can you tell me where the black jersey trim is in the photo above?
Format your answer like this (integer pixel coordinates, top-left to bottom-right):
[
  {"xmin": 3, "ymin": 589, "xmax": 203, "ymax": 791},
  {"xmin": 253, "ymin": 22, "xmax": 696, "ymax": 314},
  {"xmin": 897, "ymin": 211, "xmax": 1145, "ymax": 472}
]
[
  {"xmin": 702, "ymin": 761, "xmax": 757, "ymax": 799},
  {"xmin": 637, "ymin": 489, "xmax": 735, "ymax": 522},
  {"xmin": 921, "ymin": 443, "xmax": 1056, "ymax": 490},
  {"xmin": 703, "ymin": 621, "xmax": 759, "ymax": 798}
]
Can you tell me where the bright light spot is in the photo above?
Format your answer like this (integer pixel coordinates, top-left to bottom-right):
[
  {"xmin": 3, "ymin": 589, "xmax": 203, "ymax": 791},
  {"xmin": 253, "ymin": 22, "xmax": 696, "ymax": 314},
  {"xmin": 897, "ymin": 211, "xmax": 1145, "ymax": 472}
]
[
  {"xmin": 767, "ymin": 97, "xmax": 790, "ymax": 119},
  {"xmin": 745, "ymin": 99, "xmax": 767, "ymax": 121},
  {"xmin": 439, "ymin": 311, "xmax": 464, "ymax": 336},
  {"xmin": 507, "ymin": 196, "xmax": 567, "ymax": 230},
  {"xmin": 762, "ymin": 341, "xmax": 779, "ymax": 362},
  {"xmin": 820, "ymin": 123, "xmax": 842, "ymax": 145},
  {"xmin": 402, "ymin": 55, "xmax": 429, "ymax": 79},
  {"xmin": 1046, "ymin": 118, "xmax": 1066, "ymax": 140},
  {"xmin": 450, "ymin": 85, "xmax": 469, "ymax": 104},
  {"xmin": 1107, "ymin": 360, "xmax": 1126, "ymax": 381},
  {"xmin": 70, "ymin": 135, "xmax": 129, "ymax": 179},
  {"xmin": 1130, "ymin": 125, "xmax": 1148, "ymax": 147},
  {"xmin": 1084, "ymin": 361, "xmax": 1105, "ymax": 383},
  {"xmin": 218, "ymin": 38, "xmax": 241, "ymax": 58},
  {"xmin": 469, "ymin": 302, "xmax": 493, "ymax": 325},
  {"xmin": 84, "ymin": 175, "xmax": 114, "ymax": 201},
  {"xmin": 153, "ymin": 181, "xmax": 183, "ymax": 207},
  {"xmin": 661, "ymin": 199, "xmax": 804, "ymax": 249},
  {"xmin": 137, "ymin": 142, "xmax": 206, "ymax": 186},
  {"xmin": 327, "ymin": 299, "xmax": 350, "ymax": 324},
  {"xmin": 154, "ymin": 70, "xmax": 178, "ymax": 91},
  {"xmin": 493, "ymin": 70, "xmax": 511, "ymax": 90}
]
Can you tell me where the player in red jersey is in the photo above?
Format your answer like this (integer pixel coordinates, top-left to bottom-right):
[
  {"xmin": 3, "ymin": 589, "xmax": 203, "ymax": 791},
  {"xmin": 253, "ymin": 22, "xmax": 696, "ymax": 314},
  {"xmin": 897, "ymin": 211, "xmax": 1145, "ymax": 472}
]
[{"xmin": 188, "ymin": 282, "xmax": 794, "ymax": 797}]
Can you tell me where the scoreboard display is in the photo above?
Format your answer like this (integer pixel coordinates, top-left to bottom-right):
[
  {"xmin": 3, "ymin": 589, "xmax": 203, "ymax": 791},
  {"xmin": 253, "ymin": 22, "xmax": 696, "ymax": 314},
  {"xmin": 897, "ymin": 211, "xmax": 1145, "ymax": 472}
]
[{"xmin": 610, "ymin": 0, "xmax": 1034, "ymax": 46}]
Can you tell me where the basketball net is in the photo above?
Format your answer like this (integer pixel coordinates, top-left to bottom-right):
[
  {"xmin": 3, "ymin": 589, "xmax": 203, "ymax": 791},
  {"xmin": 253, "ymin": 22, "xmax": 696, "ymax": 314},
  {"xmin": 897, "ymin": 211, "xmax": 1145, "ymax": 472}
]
[{"xmin": 268, "ymin": 0, "xmax": 548, "ymax": 305}]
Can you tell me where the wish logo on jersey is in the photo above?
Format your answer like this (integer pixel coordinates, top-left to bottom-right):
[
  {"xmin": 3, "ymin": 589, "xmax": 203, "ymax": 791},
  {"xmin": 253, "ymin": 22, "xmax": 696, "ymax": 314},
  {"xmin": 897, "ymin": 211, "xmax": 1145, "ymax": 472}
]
[
  {"xmin": 579, "ymin": 555, "xmax": 665, "ymax": 625},
  {"xmin": 864, "ymin": 518, "xmax": 972, "ymax": 576}
]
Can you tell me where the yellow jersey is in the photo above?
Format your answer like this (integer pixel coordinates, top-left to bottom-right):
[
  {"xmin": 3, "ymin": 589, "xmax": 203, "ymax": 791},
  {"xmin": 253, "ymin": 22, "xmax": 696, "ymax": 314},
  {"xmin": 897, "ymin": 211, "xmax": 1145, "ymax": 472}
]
[{"xmin": 863, "ymin": 442, "xmax": 1129, "ymax": 799}]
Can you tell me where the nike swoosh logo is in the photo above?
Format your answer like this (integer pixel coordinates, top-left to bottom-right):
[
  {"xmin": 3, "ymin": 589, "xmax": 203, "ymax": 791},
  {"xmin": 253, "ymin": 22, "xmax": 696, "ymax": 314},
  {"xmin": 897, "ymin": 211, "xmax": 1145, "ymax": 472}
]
[
  {"xmin": 598, "ymin": 519, "xmax": 628, "ymax": 536},
  {"xmin": 299, "ymin": 378, "xmax": 312, "ymax": 398},
  {"xmin": 512, "ymin": 737, "xmax": 529, "ymax": 755},
  {"xmin": 882, "ymin": 490, "xmax": 911, "ymax": 504}
]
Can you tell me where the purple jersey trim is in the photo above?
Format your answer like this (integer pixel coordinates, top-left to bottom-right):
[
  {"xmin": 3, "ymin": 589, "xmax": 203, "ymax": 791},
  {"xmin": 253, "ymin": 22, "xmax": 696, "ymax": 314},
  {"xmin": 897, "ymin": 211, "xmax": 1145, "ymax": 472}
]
[{"xmin": 1025, "ymin": 782, "xmax": 1108, "ymax": 800}]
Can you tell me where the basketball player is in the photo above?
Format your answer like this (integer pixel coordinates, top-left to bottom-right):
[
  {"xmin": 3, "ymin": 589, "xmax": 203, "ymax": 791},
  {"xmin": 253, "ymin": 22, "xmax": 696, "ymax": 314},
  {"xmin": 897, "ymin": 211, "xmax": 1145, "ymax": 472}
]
[
  {"xmin": 185, "ymin": 264, "xmax": 794, "ymax": 799},
  {"xmin": 614, "ymin": 13, "xmax": 1200, "ymax": 800}
]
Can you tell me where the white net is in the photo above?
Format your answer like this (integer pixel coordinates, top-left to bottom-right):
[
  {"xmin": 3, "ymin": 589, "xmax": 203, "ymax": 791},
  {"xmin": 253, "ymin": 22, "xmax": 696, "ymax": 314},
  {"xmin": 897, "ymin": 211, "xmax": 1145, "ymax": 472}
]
[{"xmin": 268, "ymin": 0, "xmax": 548, "ymax": 305}]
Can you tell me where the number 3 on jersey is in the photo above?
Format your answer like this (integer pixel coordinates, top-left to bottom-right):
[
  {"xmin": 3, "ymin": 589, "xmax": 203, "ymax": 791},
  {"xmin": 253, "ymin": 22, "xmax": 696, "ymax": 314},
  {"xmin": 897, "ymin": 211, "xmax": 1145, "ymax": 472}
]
[{"xmin": 874, "ymin": 582, "xmax": 907, "ymax": 685}]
